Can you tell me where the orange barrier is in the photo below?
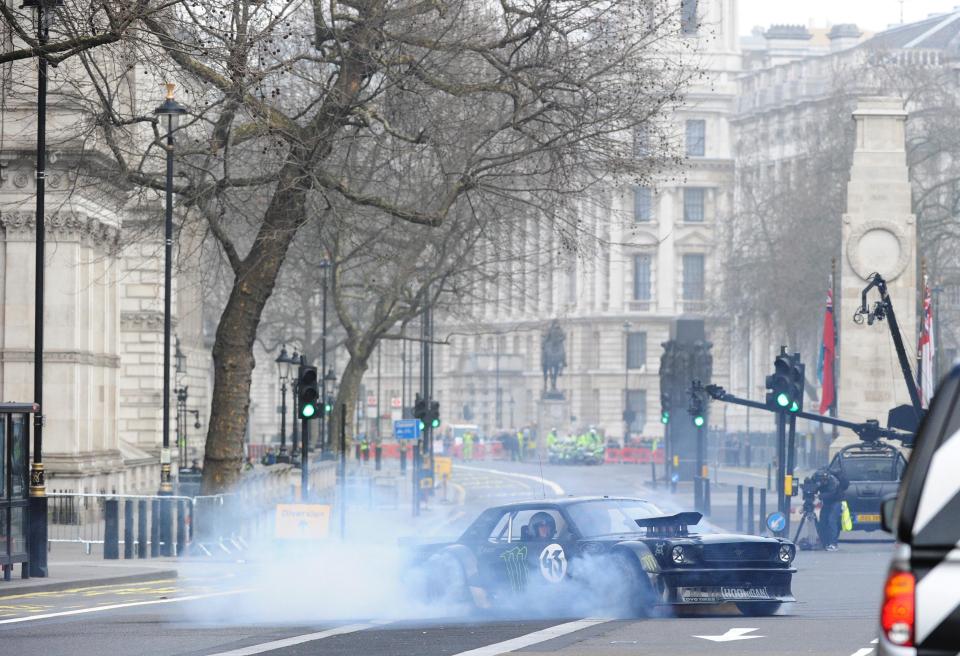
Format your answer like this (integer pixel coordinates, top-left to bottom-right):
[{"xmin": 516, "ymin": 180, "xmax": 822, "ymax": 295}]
[{"xmin": 618, "ymin": 447, "xmax": 665, "ymax": 464}]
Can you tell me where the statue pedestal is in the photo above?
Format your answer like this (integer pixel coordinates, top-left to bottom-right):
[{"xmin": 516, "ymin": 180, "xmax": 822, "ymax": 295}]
[{"xmin": 537, "ymin": 395, "xmax": 569, "ymax": 457}]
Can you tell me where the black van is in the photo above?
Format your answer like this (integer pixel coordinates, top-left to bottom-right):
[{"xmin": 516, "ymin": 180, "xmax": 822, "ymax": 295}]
[{"xmin": 880, "ymin": 365, "xmax": 960, "ymax": 655}]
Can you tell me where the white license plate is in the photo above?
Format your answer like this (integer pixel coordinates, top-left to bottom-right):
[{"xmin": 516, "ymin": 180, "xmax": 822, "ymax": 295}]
[{"xmin": 721, "ymin": 586, "xmax": 771, "ymax": 600}]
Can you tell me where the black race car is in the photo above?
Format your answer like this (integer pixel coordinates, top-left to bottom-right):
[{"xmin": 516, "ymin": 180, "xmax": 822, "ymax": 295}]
[{"xmin": 416, "ymin": 496, "xmax": 796, "ymax": 617}]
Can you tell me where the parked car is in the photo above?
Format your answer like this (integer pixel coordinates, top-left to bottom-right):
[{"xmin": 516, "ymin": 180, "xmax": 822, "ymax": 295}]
[{"xmin": 830, "ymin": 441, "xmax": 906, "ymax": 531}]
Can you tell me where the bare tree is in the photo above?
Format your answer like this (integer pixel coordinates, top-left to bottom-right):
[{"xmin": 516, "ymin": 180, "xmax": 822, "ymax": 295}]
[{"xmin": 61, "ymin": 0, "xmax": 694, "ymax": 491}]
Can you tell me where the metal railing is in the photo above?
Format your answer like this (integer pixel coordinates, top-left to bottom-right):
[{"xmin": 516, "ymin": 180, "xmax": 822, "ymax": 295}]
[{"xmin": 47, "ymin": 461, "xmax": 338, "ymax": 559}]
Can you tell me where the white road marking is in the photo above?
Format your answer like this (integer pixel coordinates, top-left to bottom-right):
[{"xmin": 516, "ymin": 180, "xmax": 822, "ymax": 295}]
[
  {"xmin": 455, "ymin": 465, "xmax": 565, "ymax": 496},
  {"xmin": 207, "ymin": 623, "xmax": 371, "ymax": 656},
  {"xmin": 0, "ymin": 588, "xmax": 250, "ymax": 625},
  {"xmin": 871, "ymin": 638, "xmax": 879, "ymax": 643},
  {"xmin": 693, "ymin": 628, "xmax": 764, "ymax": 642},
  {"xmin": 450, "ymin": 618, "xmax": 606, "ymax": 655},
  {"xmin": 849, "ymin": 648, "xmax": 874, "ymax": 656}
]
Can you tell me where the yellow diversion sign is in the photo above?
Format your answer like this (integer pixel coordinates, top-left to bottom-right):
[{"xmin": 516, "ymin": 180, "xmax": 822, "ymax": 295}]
[{"xmin": 275, "ymin": 504, "xmax": 331, "ymax": 540}]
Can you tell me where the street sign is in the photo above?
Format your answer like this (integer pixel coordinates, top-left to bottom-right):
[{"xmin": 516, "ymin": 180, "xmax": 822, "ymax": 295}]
[
  {"xmin": 394, "ymin": 418, "xmax": 421, "ymax": 440},
  {"xmin": 274, "ymin": 504, "xmax": 331, "ymax": 540},
  {"xmin": 766, "ymin": 511, "xmax": 787, "ymax": 533},
  {"xmin": 391, "ymin": 397, "xmax": 402, "ymax": 409}
]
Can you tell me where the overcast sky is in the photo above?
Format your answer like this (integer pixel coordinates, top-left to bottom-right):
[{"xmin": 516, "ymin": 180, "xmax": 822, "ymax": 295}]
[{"xmin": 739, "ymin": 0, "xmax": 958, "ymax": 35}]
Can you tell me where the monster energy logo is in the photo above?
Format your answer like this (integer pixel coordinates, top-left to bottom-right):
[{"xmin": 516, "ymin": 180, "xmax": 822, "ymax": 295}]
[{"xmin": 500, "ymin": 546, "xmax": 528, "ymax": 592}]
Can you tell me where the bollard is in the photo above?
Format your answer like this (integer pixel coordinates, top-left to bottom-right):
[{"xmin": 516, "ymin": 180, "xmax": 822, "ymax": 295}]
[
  {"xmin": 375, "ymin": 446, "xmax": 382, "ymax": 471},
  {"xmin": 124, "ymin": 500, "xmax": 134, "ymax": 559},
  {"xmin": 104, "ymin": 499, "xmax": 120, "ymax": 560},
  {"xmin": 747, "ymin": 487, "xmax": 755, "ymax": 535},
  {"xmin": 176, "ymin": 500, "xmax": 187, "ymax": 556},
  {"xmin": 767, "ymin": 463, "xmax": 772, "ymax": 491},
  {"xmin": 736, "ymin": 485, "xmax": 744, "ymax": 533},
  {"xmin": 160, "ymin": 498, "xmax": 174, "ymax": 557},
  {"xmin": 650, "ymin": 460, "xmax": 657, "ymax": 489},
  {"xmin": 693, "ymin": 477, "xmax": 702, "ymax": 513},
  {"xmin": 400, "ymin": 446, "xmax": 407, "ymax": 473},
  {"xmin": 355, "ymin": 444, "xmax": 361, "ymax": 460},
  {"xmin": 137, "ymin": 500, "xmax": 148, "ymax": 558},
  {"xmin": 759, "ymin": 488, "xmax": 767, "ymax": 535},
  {"xmin": 704, "ymin": 478, "xmax": 711, "ymax": 516},
  {"xmin": 150, "ymin": 499, "xmax": 160, "ymax": 558}
]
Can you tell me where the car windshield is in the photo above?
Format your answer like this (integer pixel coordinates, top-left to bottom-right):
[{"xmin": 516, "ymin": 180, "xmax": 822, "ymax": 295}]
[
  {"xmin": 565, "ymin": 500, "xmax": 663, "ymax": 538},
  {"xmin": 841, "ymin": 456, "xmax": 903, "ymax": 481}
]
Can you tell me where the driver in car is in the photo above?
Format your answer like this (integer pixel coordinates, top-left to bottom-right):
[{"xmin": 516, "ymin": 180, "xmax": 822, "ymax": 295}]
[{"xmin": 528, "ymin": 512, "xmax": 557, "ymax": 540}]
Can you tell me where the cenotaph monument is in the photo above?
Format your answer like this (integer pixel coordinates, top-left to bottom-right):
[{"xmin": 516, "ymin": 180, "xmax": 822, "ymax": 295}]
[{"xmin": 836, "ymin": 97, "xmax": 917, "ymax": 450}]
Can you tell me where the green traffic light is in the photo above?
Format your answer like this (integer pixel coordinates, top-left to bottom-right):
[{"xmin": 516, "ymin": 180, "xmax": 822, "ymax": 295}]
[
  {"xmin": 661, "ymin": 412, "xmax": 670, "ymax": 425},
  {"xmin": 789, "ymin": 400, "xmax": 800, "ymax": 413},
  {"xmin": 693, "ymin": 415, "xmax": 705, "ymax": 427},
  {"xmin": 431, "ymin": 418, "xmax": 440, "ymax": 428},
  {"xmin": 418, "ymin": 420, "xmax": 425, "ymax": 431},
  {"xmin": 776, "ymin": 392, "xmax": 790, "ymax": 408},
  {"xmin": 324, "ymin": 403, "xmax": 332, "ymax": 414},
  {"xmin": 301, "ymin": 403, "xmax": 316, "ymax": 418}
]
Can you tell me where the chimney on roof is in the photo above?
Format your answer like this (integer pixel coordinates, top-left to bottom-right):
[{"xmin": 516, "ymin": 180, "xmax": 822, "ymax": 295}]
[{"xmin": 828, "ymin": 23, "xmax": 863, "ymax": 52}]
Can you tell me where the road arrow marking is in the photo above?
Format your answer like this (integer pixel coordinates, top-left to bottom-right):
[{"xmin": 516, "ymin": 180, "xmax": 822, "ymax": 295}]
[{"xmin": 694, "ymin": 628, "xmax": 764, "ymax": 642}]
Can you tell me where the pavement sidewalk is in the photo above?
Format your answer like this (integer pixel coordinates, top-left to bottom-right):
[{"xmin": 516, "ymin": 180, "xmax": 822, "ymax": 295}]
[{"xmin": 0, "ymin": 543, "xmax": 178, "ymax": 597}]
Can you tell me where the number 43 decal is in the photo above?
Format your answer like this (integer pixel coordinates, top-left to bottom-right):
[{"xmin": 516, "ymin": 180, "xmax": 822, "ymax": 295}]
[{"xmin": 539, "ymin": 543, "xmax": 568, "ymax": 583}]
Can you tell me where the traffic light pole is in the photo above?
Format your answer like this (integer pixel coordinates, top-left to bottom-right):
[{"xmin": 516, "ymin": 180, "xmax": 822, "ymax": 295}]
[
  {"xmin": 301, "ymin": 416, "xmax": 308, "ymax": 499},
  {"xmin": 775, "ymin": 410, "xmax": 786, "ymax": 531}
]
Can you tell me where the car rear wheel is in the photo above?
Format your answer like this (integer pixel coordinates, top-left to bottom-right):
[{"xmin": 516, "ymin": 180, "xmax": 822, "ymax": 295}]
[
  {"xmin": 425, "ymin": 553, "xmax": 474, "ymax": 611},
  {"xmin": 736, "ymin": 602, "xmax": 782, "ymax": 616}
]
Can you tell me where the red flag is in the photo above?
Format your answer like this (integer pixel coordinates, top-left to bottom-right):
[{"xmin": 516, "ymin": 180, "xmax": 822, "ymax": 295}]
[
  {"xmin": 818, "ymin": 290, "xmax": 835, "ymax": 414},
  {"xmin": 918, "ymin": 282, "xmax": 935, "ymax": 407}
]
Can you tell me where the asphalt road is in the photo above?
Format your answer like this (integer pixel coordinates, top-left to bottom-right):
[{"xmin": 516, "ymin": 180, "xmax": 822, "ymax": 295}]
[{"xmin": 0, "ymin": 461, "xmax": 892, "ymax": 656}]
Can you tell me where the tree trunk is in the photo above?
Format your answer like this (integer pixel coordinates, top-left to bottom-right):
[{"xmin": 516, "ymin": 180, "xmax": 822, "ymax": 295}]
[
  {"xmin": 329, "ymin": 354, "xmax": 369, "ymax": 454},
  {"xmin": 201, "ymin": 162, "xmax": 308, "ymax": 493}
]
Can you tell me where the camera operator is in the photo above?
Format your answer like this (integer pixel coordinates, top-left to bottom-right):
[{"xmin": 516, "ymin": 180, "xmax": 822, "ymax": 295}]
[{"xmin": 814, "ymin": 467, "xmax": 849, "ymax": 551}]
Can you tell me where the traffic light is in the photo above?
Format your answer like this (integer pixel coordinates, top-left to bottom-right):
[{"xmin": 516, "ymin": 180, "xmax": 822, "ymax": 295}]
[
  {"xmin": 660, "ymin": 389, "xmax": 671, "ymax": 425},
  {"xmin": 428, "ymin": 400, "xmax": 441, "ymax": 429},
  {"xmin": 323, "ymin": 395, "xmax": 333, "ymax": 416},
  {"xmin": 661, "ymin": 410, "xmax": 670, "ymax": 425},
  {"xmin": 765, "ymin": 351, "xmax": 793, "ymax": 410},
  {"xmin": 688, "ymin": 380, "xmax": 707, "ymax": 427},
  {"xmin": 413, "ymin": 393, "xmax": 427, "ymax": 431},
  {"xmin": 765, "ymin": 349, "xmax": 804, "ymax": 413},
  {"xmin": 297, "ymin": 365, "xmax": 319, "ymax": 419}
]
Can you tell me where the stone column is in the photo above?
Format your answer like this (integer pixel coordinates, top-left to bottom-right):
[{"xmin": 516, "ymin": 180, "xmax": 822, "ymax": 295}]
[{"xmin": 836, "ymin": 97, "xmax": 917, "ymax": 450}]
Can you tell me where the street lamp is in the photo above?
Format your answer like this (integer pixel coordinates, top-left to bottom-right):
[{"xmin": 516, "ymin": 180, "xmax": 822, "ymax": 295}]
[
  {"xmin": 324, "ymin": 367, "xmax": 337, "ymax": 460},
  {"xmin": 154, "ymin": 83, "xmax": 187, "ymax": 499},
  {"xmin": 174, "ymin": 336, "xmax": 188, "ymax": 468},
  {"xmin": 290, "ymin": 349, "xmax": 301, "ymax": 459},
  {"xmin": 275, "ymin": 346, "xmax": 294, "ymax": 463},
  {"xmin": 623, "ymin": 320, "xmax": 631, "ymax": 446},
  {"xmin": 23, "ymin": 0, "xmax": 64, "ymax": 580},
  {"xmin": 319, "ymin": 260, "xmax": 331, "ymax": 456}
]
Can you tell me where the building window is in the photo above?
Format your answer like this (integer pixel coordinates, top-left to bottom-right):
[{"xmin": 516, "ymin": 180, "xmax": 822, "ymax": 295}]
[
  {"xmin": 626, "ymin": 389, "xmax": 647, "ymax": 434},
  {"xmin": 627, "ymin": 332, "xmax": 647, "ymax": 370},
  {"xmin": 683, "ymin": 188, "xmax": 705, "ymax": 222},
  {"xmin": 634, "ymin": 186, "xmax": 652, "ymax": 222},
  {"xmin": 685, "ymin": 119, "xmax": 705, "ymax": 156},
  {"xmin": 681, "ymin": 0, "xmax": 699, "ymax": 35},
  {"xmin": 633, "ymin": 254, "xmax": 652, "ymax": 301},
  {"xmin": 683, "ymin": 254, "xmax": 705, "ymax": 301}
]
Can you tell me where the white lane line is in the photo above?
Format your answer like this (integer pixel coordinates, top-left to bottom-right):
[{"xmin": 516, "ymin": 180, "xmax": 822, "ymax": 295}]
[
  {"xmin": 450, "ymin": 618, "xmax": 607, "ymax": 656},
  {"xmin": 455, "ymin": 465, "xmax": 565, "ymax": 496},
  {"xmin": 850, "ymin": 649, "xmax": 874, "ymax": 656},
  {"xmin": 0, "ymin": 588, "xmax": 250, "ymax": 625},
  {"xmin": 207, "ymin": 623, "xmax": 372, "ymax": 656},
  {"xmin": 871, "ymin": 638, "xmax": 879, "ymax": 644}
]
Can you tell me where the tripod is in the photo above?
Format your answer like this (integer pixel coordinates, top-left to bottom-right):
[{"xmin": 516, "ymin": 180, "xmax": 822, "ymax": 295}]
[{"xmin": 793, "ymin": 497, "xmax": 821, "ymax": 551}]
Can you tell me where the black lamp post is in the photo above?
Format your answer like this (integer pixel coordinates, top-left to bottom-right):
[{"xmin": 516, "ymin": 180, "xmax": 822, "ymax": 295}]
[
  {"xmin": 319, "ymin": 260, "xmax": 331, "ymax": 456},
  {"xmin": 23, "ymin": 0, "xmax": 64, "ymax": 579},
  {"xmin": 290, "ymin": 349, "xmax": 301, "ymax": 459},
  {"xmin": 275, "ymin": 346, "xmax": 293, "ymax": 463},
  {"xmin": 153, "ymin": 84, "xmax": 187, "ymax": 499},
  {"xmin": 623, "ymin": 320, "xmax": 631, "ymax": 445},
  {"xmin": 174, "ymin": 336, "xmax": 189, "ymax": 470},
  {"xmin": 324, "ymin": 367, "xmax": 337, "ymax": 459}
]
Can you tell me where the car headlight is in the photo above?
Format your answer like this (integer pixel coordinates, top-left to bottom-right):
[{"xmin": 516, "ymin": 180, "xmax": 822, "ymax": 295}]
[
  {"xmin": 778, "ymin": 544, "xmax": 794, "ymax": 563},
  {"xmin": 671, "ymin": 545, "xmax": 686, "ymax": 564}
]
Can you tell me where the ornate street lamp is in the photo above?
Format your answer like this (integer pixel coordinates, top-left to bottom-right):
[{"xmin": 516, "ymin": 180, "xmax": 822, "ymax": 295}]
[
  {"xmin": 623, "ymin": 320, "xmax": 632, "ymax": 446},
  {"xmin": 22, "ymin": 0, "xmax": 64, "ymax": 579},
  {"xmin": 275, "ymin": 345, "xmax": 293, "ymax": 463},
  {"xmin": 153, "ymin": 84, "xmax": 187, "ymax": 504}
]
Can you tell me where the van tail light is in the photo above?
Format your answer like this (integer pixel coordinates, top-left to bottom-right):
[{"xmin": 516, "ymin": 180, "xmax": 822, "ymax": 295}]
[{"xmin": 881, "ymin": 570, "xmax": 915, "ymax": 647}]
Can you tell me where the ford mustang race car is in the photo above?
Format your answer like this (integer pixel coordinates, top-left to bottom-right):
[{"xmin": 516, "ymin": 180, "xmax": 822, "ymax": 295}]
[{"xmin": 416, "ymin": 496, "xmax": 796, "ymax": 617}]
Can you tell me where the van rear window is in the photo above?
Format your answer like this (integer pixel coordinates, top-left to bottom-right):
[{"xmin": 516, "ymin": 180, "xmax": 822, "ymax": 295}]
[{"xmin": 841, "ymin": 456, "xmax": 903, "ymax": 481}]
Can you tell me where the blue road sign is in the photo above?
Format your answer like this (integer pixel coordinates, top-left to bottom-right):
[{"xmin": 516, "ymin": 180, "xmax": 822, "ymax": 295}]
[
  {"xmin": 766, "ymin": 511, "xmax": 787, "ymax": 533},
  {"xmin": 394, "ymin": 419, "xmax": 421, "ymax": 440}
]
